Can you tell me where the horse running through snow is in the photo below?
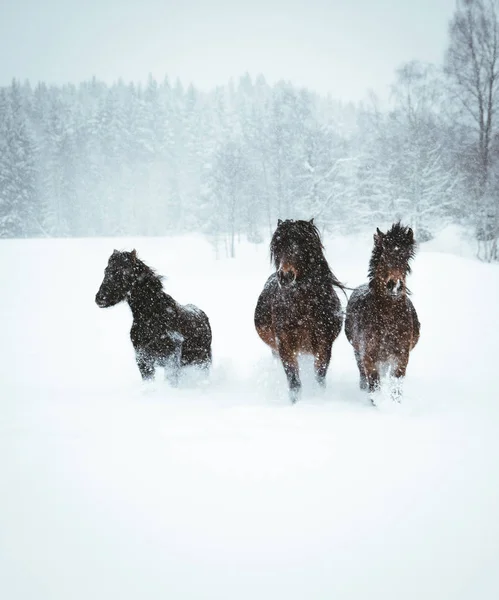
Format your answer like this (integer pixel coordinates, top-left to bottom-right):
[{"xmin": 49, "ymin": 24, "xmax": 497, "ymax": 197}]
[
  {"xmin": 345, "ymin": 222, "xmax": 420, "ymax": 404},
  {"xmin": 254, "ymin": 219, "xmax": 347, "ymax": 402},
  {"xmin": 95, "ymin": 249, "xmax": 212, "ymax": 384}
]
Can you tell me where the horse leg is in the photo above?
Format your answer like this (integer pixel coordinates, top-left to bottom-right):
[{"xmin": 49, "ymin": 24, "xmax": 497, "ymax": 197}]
[
  {"xmin": 136, "ymin": 351, "xmax": 155, "ymax": 381},
  {"xmin": 256, "ymin": 323, "xmax": 279, "ymax": 358},
  {"xmin": 354, "ymin": 349, "xmax": 368, "ymax": 390},
  {"xmin": 363, "ymin": 356, "xmax": 380, "ymax": 405},
  {"xmin": 165, "ymin": 344, "xmax": 182, "ymax": 388},
  {"xmin": 278, "ymin": 343, "xmax": 301, "ymax": 403},
  {"xmin": 314, "ymin": 343, "xmax": 332, "ymax": 389},
  {"xmin": 283, "ymin": 361, "xmax": 301, "ymax": 403},
  {"xmin": 390, "ymin": 360, "xmax": 408, "ymax": 402}
]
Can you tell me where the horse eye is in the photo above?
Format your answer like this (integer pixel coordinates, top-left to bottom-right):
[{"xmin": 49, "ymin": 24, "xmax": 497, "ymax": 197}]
[{"xmin": 386, "ymin": 280, "xmax": 395, "ymax": 291}]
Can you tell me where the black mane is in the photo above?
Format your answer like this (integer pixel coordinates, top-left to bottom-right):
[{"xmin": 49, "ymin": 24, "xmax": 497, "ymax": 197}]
[
  {"xmin": 270, "ymin": 219, "xmax": 347, "ymax": 292},
  {"xmin": 368, "ymin": 222, "xmax": 416, "ymax": 284},
  {"xmin": 128, "ymin": 253, "xmax": 164, "ymax": 295}
]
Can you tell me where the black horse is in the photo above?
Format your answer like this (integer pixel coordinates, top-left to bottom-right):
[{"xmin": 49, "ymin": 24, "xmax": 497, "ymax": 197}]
[
  {"xmin": 95, "ymin": 249, "xmax": 212, "ymax": 383},
  {"xmin": 254, "ymin": 219, "xmax": 347, "ymax": 402},
  {"xmin": 345, "ymin": 223, "xmax": 420, "ymax": 403}
]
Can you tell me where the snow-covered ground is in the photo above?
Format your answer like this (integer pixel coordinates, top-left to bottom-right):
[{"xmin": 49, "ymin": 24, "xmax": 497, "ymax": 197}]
[{"xmin": 1, "ymin": 227, "xmax": 498, "ymax": 599}]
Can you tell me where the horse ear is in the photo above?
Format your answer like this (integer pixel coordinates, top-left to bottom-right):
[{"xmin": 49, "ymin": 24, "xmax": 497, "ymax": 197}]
[
  {"xmin": 309, "ymin": 218, "xmax": 314, "ymax": 225},
  {"xmin": 374, "ymin": 229, "xmax": 384, "ymax": 245},
  {"xmin": 130, "ymin": 249, "xmax": 137, "ymax": 261},
  {"xmin": 277, "ymin": 219, "xmax": 283, "ymax": 226},
  {"xmin": 407, "ymin": 227, "xmax": 414, "ymax": 242}
]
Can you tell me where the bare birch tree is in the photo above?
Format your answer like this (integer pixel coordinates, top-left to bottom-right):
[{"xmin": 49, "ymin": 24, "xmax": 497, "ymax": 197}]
[{"xmin": 445, "ymin": 0, "xmax": 499, "ymax": 260}]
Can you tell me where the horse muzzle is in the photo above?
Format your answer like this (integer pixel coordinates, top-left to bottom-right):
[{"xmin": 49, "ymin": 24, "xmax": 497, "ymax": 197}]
[
  {"xmin": 277, "ymin": 266, "xmax": 297, "ymax": 287},
  {"xmin": 386, "ymin": 278, "xmax": 403, "ymax": 297},
  {"xmin": 95, "ymin": 292, "xmax": 109, "ymax": 308}
]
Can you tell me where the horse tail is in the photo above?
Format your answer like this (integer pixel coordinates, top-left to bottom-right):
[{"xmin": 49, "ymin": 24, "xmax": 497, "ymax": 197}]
[{"xmin": 330, "ymin": 270, "xmax": 354, "ymax": 300}]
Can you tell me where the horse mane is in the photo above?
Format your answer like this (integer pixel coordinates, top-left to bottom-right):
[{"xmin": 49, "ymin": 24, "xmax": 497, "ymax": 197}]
[
  {"xmin": 368, "ymin": 222, "xmax": 416, "ymax": 284},
  {"xmin": 132, "ymin": 254, "xmax": 164, "ymax": 292},
  {"xmin": 270, "ymin": 219, "xmax": 348, "ymax": 293},
  {"xmin": 113, "ymin": 249, "xmax": 165, "ymax": 294}
]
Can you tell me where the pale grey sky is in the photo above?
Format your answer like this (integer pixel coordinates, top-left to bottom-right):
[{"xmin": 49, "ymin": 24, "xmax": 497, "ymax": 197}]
[{"xmin": 1, "ymin": 0, "xmax": 457, "ymax": 101}]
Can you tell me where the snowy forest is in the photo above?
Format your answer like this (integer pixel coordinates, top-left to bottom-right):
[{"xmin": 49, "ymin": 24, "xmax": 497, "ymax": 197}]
[{"xmin": 1, "ymin": 0, "xmax": 498, "ymax": 260}]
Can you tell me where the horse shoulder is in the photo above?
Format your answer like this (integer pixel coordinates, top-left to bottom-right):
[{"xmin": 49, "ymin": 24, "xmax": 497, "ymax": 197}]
[
  {"xmin": 254, "ymin": 273, "xmax": 277, "ymax": 326},
  {"xmin": 263, "ymin": 272, "xmax": 278, "ymax": 290},
  {"xmin": 406, "ymin": 297, "xmax": 421, "ymax": 348},
  {"xmin": 344, "ymin": 284, "xmax": 368, "ymax": 341},
  {"xmin": 158, "ymin": 292, "xmax": 177, "ymax": 317}
]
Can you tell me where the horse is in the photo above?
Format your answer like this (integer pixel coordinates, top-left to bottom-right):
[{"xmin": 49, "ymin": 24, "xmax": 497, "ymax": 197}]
[
  {"xmin": 95, "ymin": 249, "xmax": 212, "ymax": 384},
  {"xmin": 344, "ymin": 222, "xmax": 420, "ymax": 404},
  {"xmin": 254, "ymin": 219, "xmax": 347, "ymax": 403}
]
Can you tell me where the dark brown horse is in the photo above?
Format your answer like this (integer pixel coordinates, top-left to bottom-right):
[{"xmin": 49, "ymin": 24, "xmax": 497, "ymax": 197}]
[
  {"xmin": 254, "ymin": 219, "xmax": 347, "ymax": 402},
  {"xmin": 95, "ymin": 249, "xmax": 212, "ymax": 384},
  {"xmin": 345, "ymin": 223, "xmax": 420, "ymax": 403}
]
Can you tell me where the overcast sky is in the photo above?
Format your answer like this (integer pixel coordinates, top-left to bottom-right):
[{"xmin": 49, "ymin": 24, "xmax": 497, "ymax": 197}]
[{"xmin": 1, "ymin": 0, "xmax": 457, "ymax": 101}]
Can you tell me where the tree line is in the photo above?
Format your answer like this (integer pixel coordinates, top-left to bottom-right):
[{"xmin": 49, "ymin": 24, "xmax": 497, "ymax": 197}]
[{"xmin": 0, "ymin": 0, "xmax": 498, "ymax": 259}]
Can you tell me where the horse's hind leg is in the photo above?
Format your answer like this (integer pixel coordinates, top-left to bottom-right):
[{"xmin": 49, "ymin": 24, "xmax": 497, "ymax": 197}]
[
  {"xmin": 136, "ymin": 351, "xmax": 155, "ymax": 381},
  {"xmin": 256, "ymin": 323, "xmax": 278, "ymax": 358},
  {"xmin": 165, "ymin": 363, "xmax": 180, "ymax": 387},
  {"xmin": 165, "ymin": 344, "xmax": 182, "ymax": 388}
]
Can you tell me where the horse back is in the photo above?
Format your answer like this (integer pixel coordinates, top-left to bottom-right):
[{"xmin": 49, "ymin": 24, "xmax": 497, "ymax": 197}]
[{"xmin": 178, "ymin": 302, "xmax": 212, "ymax": 366}]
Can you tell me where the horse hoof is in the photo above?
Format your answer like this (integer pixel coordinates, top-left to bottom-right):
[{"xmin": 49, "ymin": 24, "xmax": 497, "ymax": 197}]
[{"xmin": 369, "ymin": 389, "xmax": 380, "ymax": 406}]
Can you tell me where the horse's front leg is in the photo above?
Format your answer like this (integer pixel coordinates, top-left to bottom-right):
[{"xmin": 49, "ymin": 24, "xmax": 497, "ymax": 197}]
[
  {"xmin": 354, "ymin": 349, "xmax": 368, "ymax": 390},
  {"xmin": 390, "ymin": 358, "xmax": 408, "ymax": 402},
  {"xmin": 314, "ymin": 342, "xmax": 332, "ymax": 389},
  {"xmin": 363, "ymin": 355, "xmax": 380, "ymax": 405},
  {"xmin": 277, "ymin": 338, "xmax": 301, "ymax": 403},
  {"xmin": 135, "ymin": 349, "xmax": 155, "ymax": 381},
  {"xmin": 283, "ymin": 358, "xmax": 301, "ymax": 403}
]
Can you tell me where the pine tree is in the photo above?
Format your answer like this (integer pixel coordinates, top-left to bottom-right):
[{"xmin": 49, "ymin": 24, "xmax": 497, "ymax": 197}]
[{"xmin": 0, "ymin": 80, "xmax": 39, "ymax": 238}]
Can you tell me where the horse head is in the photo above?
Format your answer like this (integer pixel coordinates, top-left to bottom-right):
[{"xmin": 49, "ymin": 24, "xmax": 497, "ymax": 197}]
[
  {"xmin": 370, "ymin": 224, "xmax": 415, "ymax": 298},
  {"xmin": 95, "ymin": 249, "xmax": 137, "ymax": 308},
  {"xmin": 271, "ymin": 219, "xmax": 322, "ymax": 288}
]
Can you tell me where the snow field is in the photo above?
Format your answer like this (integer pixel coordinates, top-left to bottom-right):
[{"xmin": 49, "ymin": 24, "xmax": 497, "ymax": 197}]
[{"xmin": 1, "ymin": 229, "xmax": 498, "ymax": 599}]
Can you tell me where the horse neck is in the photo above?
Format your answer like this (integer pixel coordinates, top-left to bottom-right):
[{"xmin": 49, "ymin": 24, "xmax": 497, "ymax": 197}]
[
  {"xmin": 302, "ymin": 253, "xmax": 333, "ymax": 282},
  {"xmin": 126, "ymin": 274, "xmax": 173, "ymax": 321}
]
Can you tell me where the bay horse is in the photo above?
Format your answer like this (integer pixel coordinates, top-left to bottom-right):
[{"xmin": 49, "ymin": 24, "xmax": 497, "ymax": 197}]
[
  {"xmin": 95, "ymin": 249, "xmax": 212, "ymax": 384},
  {"xmin": 254, "ymin": 219, "xmax": 347, "ymax": 403},
  {"xmin": 345, "ymin": 223, "xmax": 420, "ymax": 403}
]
